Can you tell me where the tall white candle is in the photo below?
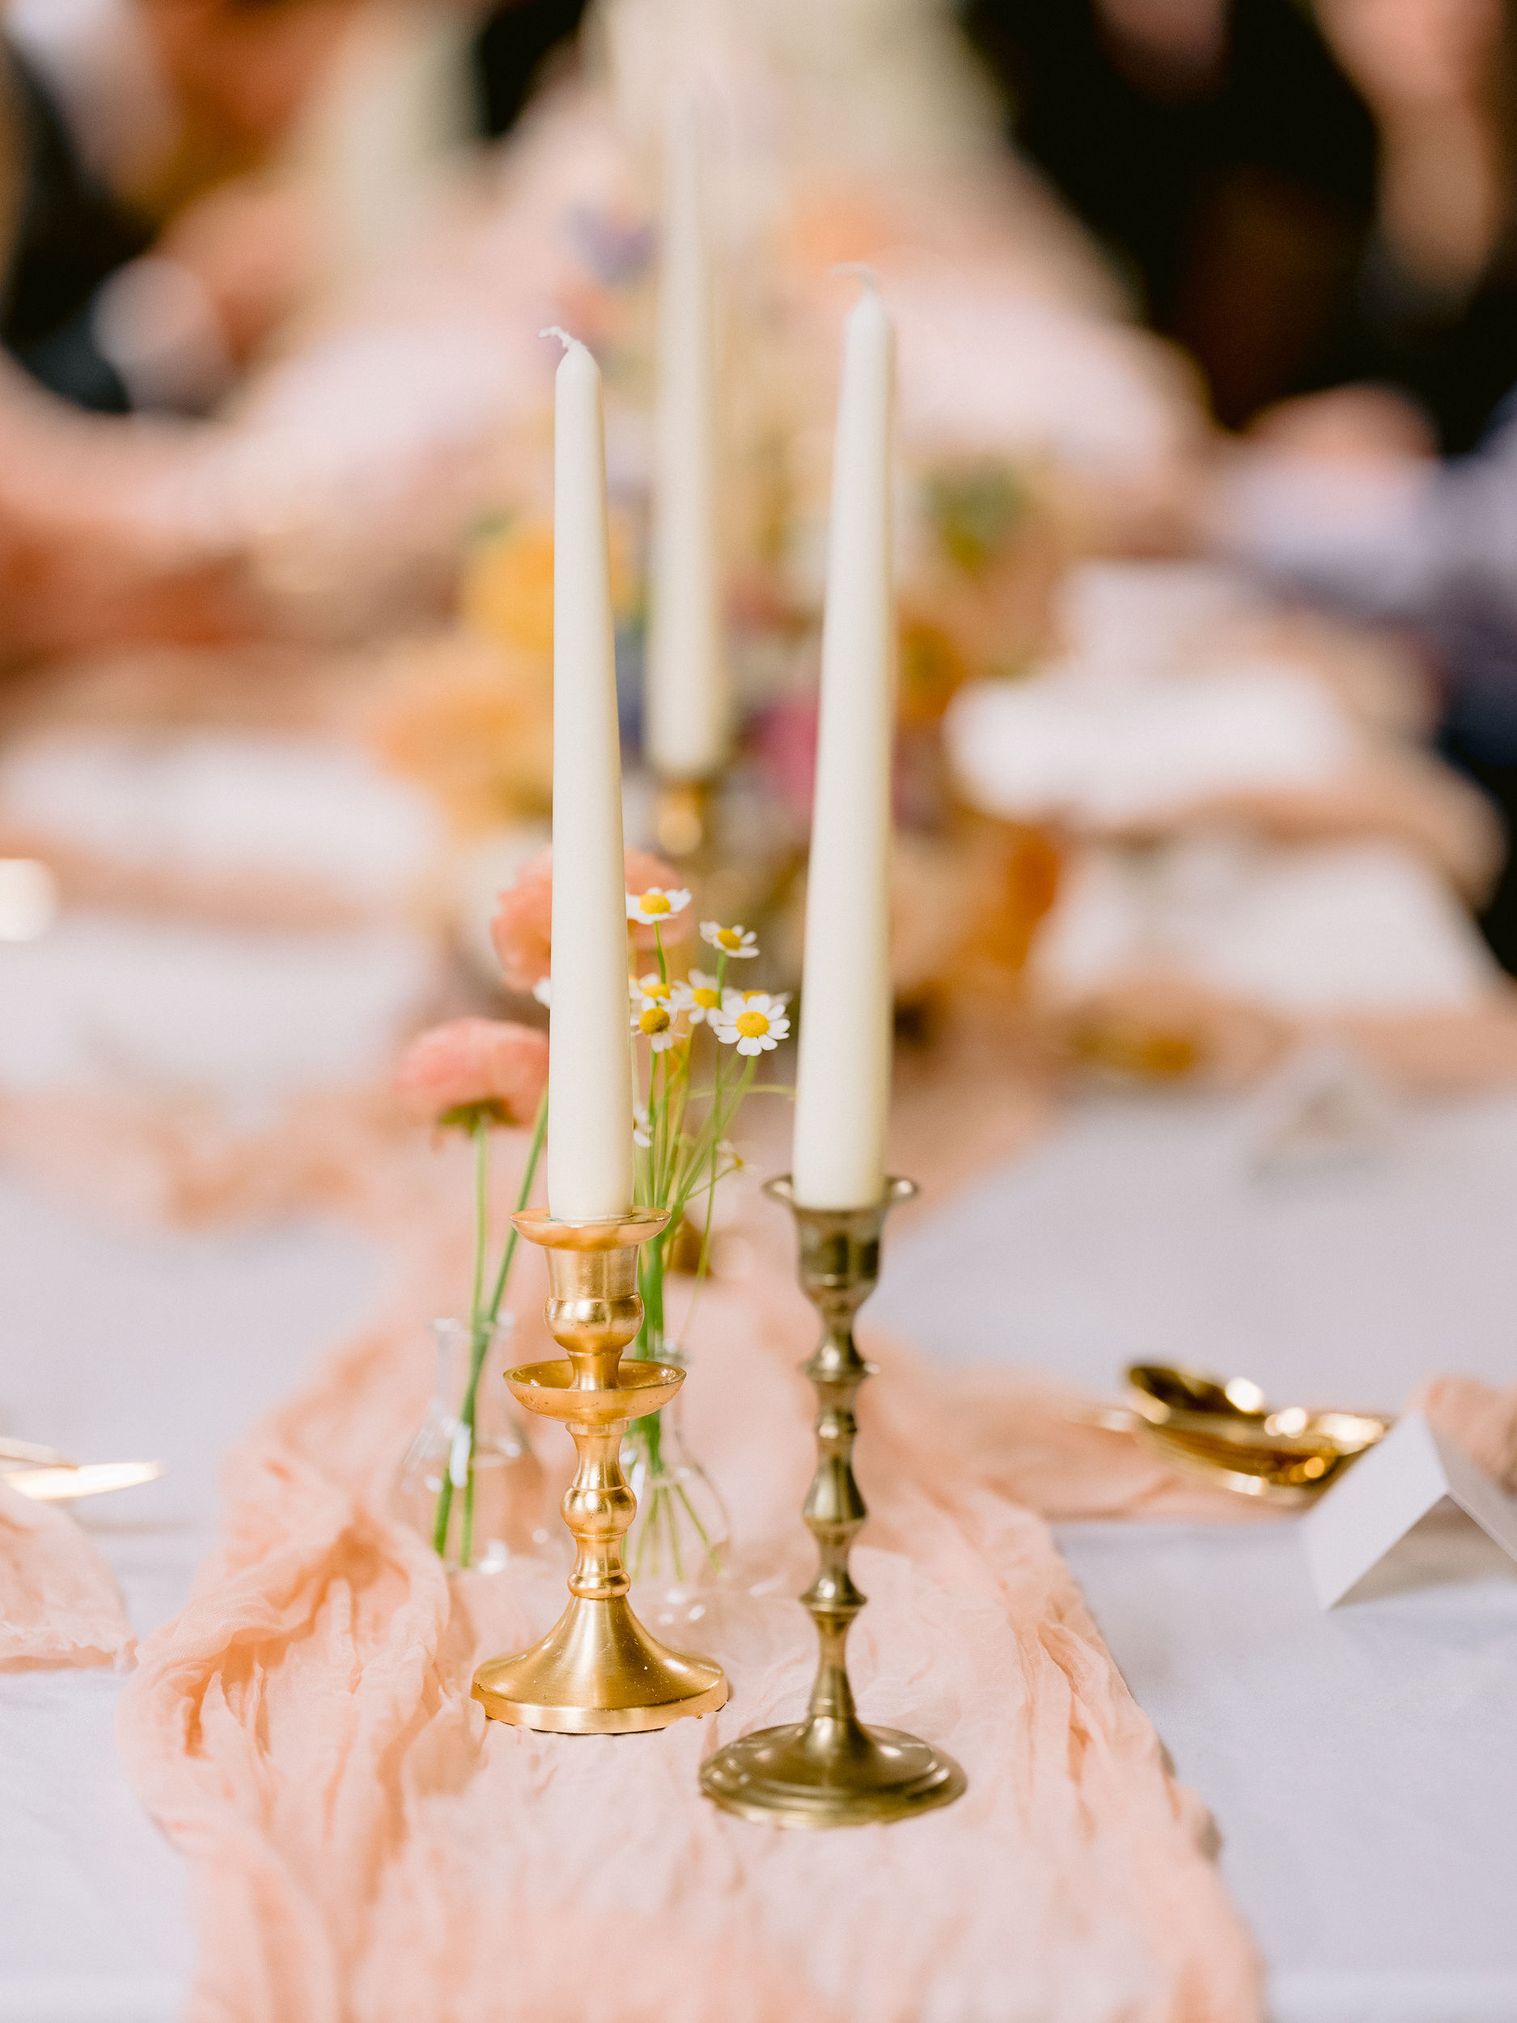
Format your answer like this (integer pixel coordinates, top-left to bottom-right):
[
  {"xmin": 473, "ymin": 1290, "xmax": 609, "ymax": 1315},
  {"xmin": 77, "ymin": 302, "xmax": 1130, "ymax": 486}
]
[
  {"xmin": 792, "ymin": 279, "xmax": 896, "ymax": 1209},
  {"xmin": 645, "ymin": 102, "xmax": 728, "ymax": 782},
  {"xmin": 544, "ymin": 331, "xmax": 636, "ymax": 1221}
]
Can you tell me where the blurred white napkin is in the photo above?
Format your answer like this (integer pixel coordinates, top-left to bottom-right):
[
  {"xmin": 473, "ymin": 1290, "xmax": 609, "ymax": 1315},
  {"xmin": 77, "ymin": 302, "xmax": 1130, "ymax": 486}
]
[
  {"xmin": 1038, "ymin": 839, "xmax": 1497, "ymax": 1014},
  {"xmin": 0, "ymin": 731, "xmax": 441, "ymax": 911},
  {"xmin": 0, "ymin": 913, "xmax": 436, "ymax": 1109},
  {"xmin": 948, "ymin": 661, "xmax": 1356, "ymax": 827},
  {"xmin": 1058, "ymin": 561, "xmax": 1257, "ymax": 677}
]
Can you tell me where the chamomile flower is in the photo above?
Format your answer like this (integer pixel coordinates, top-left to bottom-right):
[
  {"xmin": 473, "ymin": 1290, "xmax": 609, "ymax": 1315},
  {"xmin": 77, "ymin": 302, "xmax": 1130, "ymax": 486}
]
[
  {"xmin": 722, "ymin": 986, "xmax": 791, "ymax": 1013},
  {"xmin": 632, "ymin": 1105, "xmax": 653, "ymax": 1150},
  {"xmin": 627, "ymin": 886, "xmax": 691, "ymax": 926},
  {"xmin": 631, "ymin": 998, "xmax": 678, "ymax": 1053},
  {"xmin": 700, "ymin": 920, "xmax": 758, "ymax": 959},
  {"xmin": 711, "ymin": 993, "xmax": 790, "ymax": 1056},
  {"xmin": 680, "ymin": 968, "xmax": 725, "ymax": 1024},
  {"xmin": 631, "ymin": 971, "xmax": 675, "ymax": 1005}
]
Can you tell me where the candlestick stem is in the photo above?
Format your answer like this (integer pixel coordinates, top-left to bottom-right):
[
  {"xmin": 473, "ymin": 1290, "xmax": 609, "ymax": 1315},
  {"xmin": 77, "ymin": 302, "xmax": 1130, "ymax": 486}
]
[
  {"xmin": 700, "ymin": 1176, "xmax": 965, "ymax": 1825},
  {"xmin": 472, "ymin": 1207, "xmax": 728, "ymax": 1733}
]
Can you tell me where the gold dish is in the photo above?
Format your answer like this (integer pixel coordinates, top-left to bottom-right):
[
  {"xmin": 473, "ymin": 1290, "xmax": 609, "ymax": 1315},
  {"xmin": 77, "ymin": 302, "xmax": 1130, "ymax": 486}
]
[{"xmin": 1126, "ymin": 1362, "xmax": 1391, "ymax": 1459}]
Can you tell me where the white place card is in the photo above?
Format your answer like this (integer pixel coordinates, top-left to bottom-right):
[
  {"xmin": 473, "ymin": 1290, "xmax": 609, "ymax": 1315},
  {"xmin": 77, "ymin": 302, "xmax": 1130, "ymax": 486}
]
[{"xmin": 1302, "ymin": 1412, "xmax": 1517, "ymax": 1608}]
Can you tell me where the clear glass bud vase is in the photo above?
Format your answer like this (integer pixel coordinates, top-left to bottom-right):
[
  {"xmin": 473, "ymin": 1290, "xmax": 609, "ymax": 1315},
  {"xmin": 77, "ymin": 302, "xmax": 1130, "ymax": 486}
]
[
  {"xmin": 394, "ymin": 1316, "xmax": 544, "ymax": 1574},
  {"xmin": 622, "ymin": 1346, "xmax": 730, "ymax": 1624}
]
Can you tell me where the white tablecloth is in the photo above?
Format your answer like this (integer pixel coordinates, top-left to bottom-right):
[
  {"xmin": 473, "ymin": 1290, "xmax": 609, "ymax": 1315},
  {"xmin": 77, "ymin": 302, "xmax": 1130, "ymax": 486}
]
[
  {"xmin": 5, "ymin": 823, "xmax": 1517, "ymax": 2019},
  {"xmin": 7, "ymin": 1089, "xmax": 1517, "ymax": 2019},
  {"xmin": 879, "ymin": 1089, "xmax": 1517, "ymax": 2023},
  {"xmin": 0, "ymin": 1174, "xmax": 383, "ymax": 2022}
]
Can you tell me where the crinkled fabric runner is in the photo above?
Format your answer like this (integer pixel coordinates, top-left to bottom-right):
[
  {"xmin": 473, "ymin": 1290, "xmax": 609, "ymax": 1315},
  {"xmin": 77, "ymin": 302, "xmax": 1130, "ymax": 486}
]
[
  {"xmin": 118, "ymin": 1213, "xmax": 1264, "ymax": 2023},
  {"xmin": 0, "ymin": 1480, "xmax": 132, "ymax": 1670}
]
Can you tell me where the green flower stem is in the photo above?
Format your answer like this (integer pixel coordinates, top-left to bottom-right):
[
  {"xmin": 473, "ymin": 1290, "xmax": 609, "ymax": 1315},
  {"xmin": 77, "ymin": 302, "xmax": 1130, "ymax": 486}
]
[{"xmin": 432, "ymin": 1090, "xmax": 548, "ymax": 1567}]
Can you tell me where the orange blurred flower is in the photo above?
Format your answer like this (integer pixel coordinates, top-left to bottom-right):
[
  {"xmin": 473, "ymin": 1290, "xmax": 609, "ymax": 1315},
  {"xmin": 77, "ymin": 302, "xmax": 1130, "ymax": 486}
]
[
  {"xmin": 395, "ymin": 1018, "xmax": 548, "ymax": 1129},
  {"xmin": 490, "ymin": 845, "xmax": 687, "ymax": 994}
]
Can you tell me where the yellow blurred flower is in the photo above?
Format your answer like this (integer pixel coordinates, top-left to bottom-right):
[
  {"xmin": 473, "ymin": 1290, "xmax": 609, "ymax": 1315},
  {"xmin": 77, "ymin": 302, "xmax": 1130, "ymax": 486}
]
[
  {"xmin": 461, "ymin": 516, "xmax": 635, "ymax": 660},
  {"xmin": 367, "ymin": 633, "xmax": 552, "ymax": 835}
]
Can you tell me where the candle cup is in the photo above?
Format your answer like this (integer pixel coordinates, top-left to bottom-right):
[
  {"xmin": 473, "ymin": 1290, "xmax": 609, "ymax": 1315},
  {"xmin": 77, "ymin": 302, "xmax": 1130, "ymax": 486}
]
[
  {"xmin": 651, "ymin": 774, "xmax": 716, "ymax": 866},
  {"xmin": 699, "ymin": 1176, "xmax": 965, "ymax": 1826},
  {"xmin": 472, "ymin": 1207, "xmax": 728, "ymax": 1733}
]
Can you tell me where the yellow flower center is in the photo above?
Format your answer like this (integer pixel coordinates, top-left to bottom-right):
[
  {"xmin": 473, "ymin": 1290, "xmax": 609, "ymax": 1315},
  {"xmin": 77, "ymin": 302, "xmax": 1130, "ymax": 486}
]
[
  {"xmin": 715, "ymin": 926, "xmax": 742, "ymax": 949},
  {"xmin": 639, "ymin": 976, "xmax": 671, "ymax": 1001},
  {"xmin": 638, "ymin": 891, "xmax": 672, "ymax": 916},
  {"xmin": 735, "ymin": 1010, "xmax": 770, "ymax": 1040},
  {"xmin": 638, "ymin": 1006, "xmax": 671, "ymax": 1035},
  {"xmin": 692, "ymin": 986, "xmax": 720, "ymax": 1009}
]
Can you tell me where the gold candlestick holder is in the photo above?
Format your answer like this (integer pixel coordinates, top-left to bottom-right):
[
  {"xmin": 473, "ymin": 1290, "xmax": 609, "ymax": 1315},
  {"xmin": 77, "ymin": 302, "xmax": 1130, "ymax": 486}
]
[
  {"xmin": 700, "ymin": 1176, "xmax": 966, "ymax": 1827},
  {"xmin": 472, "ymin": 1207, "xmax": 728, "ymax": 1734},
  {"xmin": 651, "ymin": 775, "xmax": 716, "ymax": 865}
]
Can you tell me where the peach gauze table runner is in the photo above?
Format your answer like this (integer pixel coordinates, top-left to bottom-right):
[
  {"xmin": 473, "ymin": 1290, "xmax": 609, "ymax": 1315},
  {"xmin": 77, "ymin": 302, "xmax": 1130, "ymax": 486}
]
[
  {"xmin": 117, "ymin": 1236, "xmax": 1264, "ymax": 2023},
  {"xmin": 0, "ymin": 1481, "xmax": 132, "ymax": 1671}
]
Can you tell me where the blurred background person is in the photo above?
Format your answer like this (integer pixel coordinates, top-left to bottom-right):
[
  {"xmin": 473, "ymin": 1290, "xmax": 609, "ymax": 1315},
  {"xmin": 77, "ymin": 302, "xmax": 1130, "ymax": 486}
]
[
  {"xmin": 1, "ymin": 0, "xmax": 368, "ymax": 414},
  {"xmin": 0, "ymin": 0, "xmax": 589, "ymax": 418},
  {"xmin": 959, "ymin": 0, "xmax": 1381, "ymax": 428},
  {"xmin": 1208, "ymin": 2, "xmax": 1517, "ymax": 966},
  {"xmin": 0, "ymin": 0, "xmax": 591, "ymax": 657},
  {"xmin": 963, "ymin": 0, "xmax": 1517, "ymax": 458}
]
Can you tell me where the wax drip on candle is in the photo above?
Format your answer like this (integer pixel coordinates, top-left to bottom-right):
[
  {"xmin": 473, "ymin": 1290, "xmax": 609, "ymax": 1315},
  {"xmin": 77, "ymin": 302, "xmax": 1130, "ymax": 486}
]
[{"xmin": 831, "ymin": 263, "xmax": 881, "ymax": 295}]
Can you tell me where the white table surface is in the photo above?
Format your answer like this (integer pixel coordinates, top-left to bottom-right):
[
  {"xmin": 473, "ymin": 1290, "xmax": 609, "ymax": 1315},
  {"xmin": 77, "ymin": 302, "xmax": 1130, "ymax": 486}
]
[
  {"xmin": 0, "ymin": 1174, "xmax": 383, "ymax": 2021},
  {"xmin": 880, "ymin": 1087, "xmax": 1517, "ymax": 2023},
  {"xmin": 7, "ymin": 1088, "xmax": 1517, "ymax": 2021}
]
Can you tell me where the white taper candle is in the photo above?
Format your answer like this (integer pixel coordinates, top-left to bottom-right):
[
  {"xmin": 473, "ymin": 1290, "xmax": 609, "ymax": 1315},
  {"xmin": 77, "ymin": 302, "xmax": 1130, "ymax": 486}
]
[
  {"xmin": 645, "ymin": 101, "xmax": 728, "ymax": 782},
  {"xmin": 543, "ymin": 330, "xmax": 636, "ymax": 1221},
  {"xmin": 791, "ymin": 277, "xmax": 896, "ymax": 1209}
]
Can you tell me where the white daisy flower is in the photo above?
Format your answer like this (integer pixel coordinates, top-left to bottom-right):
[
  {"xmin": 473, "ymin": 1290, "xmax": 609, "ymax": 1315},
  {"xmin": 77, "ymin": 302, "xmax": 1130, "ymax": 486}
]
[
  {"xmin": 630, "ymin": 971, "xmax": 675, "ymax": 1005},
  {"xmin": 630, "ymin": 999, "xmax": 678, "ymax": 1052},
  {"xmin": 632, "ymin": 1105, "xmax": 653, "ymax": 1150},
  {"xmin": 531, "ymin": 976, "xmax": 552, "ymax": 1008},
  {"xmin": 722, "ymin": 986, "xmax": 791, "ymax": 1013},
  {"xmin": 711, "ymin": 993, "xmax": 790, "ymax": 1056},
  {"xmin": 681, "ymin": 968, "xmax": 725, "ymax": 1024},
  {"xmin": 700, "ymin": 921, "xmax": 758, "ymax": 959},
  {"xmin": 626, "ymin": 886, "xmax": 692, "ymax": 926}
]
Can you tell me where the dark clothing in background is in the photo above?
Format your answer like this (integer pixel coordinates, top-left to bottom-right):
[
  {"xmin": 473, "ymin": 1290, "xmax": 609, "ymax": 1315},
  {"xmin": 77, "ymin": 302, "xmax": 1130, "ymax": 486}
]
[
  {"xmin": 1323, "ymin": 233, "xmax": 1517, "ymax": 456},
  {"xmin": 0, "ymin": 3, "xmax": 589, "ymax": 417},
  {"xmin": 961, "ymin": 0, "xmax": 1380, "ymax": 428},
  {"xmin": 470, "ymin": 0, "xmax": 589, "ymax": 141},
  {"xmin": 963, "ymin": 0, "xmax": 1517, "ymax": 451},
  {"xmin": 1, "ymin": 46, "xmax": 149, "ymax": 412}
]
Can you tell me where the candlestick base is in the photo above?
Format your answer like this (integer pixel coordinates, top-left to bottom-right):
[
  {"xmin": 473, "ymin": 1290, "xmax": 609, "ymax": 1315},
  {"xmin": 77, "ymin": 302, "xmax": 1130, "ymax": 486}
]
[
  {"xmin": 471, "ymin": 1210, "xmax": 728, "ymax": 1736},
  {"xmin": 700, "ymin": 1717, "xmax": 964, "ymax": 1827},
  {"xmin": 699, "ymin": 1177, "xmax": 966, "ymax": 1827},
  {"xmin": 474, "ymin": 1592, "xmax": 728, "ymax": 1734}
]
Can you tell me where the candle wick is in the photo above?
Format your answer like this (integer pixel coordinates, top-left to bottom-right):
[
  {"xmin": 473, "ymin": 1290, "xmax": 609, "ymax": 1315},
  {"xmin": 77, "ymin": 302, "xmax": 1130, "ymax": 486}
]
[
  {"xmin": 540, "ymin": 325, "xmax": 581, "ymax": 356},
  {"xmin": 832, "ymin": 262, "xmax": 880, "ymax": 297}
]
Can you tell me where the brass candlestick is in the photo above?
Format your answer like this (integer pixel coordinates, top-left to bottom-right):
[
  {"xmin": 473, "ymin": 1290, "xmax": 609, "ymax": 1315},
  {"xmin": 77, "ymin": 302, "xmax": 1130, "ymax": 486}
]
[
  {"xmin": 700, "ymin": 1176, "xmax": 966, "ymax": 1827},
  {"xmin": 472, "ymin": 1208, "xmax": 728, "ymax": 1734},
  {"xmin": 651, "ymin": 775, "xmax": 715, "ymax": 865}
]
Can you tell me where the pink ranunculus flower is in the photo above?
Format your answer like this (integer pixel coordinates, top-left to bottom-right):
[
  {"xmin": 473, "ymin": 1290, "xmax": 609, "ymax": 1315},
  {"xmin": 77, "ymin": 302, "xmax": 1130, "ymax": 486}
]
[
  {"xmin": 395, "ymin": 1018, "xmax": 548, "ymax": 1129},
  {"xmin": 490, "ymin": 845, "xmax": 688, "ymax": 994}
]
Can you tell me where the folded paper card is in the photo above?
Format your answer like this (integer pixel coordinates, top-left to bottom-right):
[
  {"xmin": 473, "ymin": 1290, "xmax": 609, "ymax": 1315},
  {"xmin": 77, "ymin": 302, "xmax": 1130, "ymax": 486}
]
[{"xmin": 1301, "ymin": 1412, "xmax": 1517, "ymax": 1608}]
